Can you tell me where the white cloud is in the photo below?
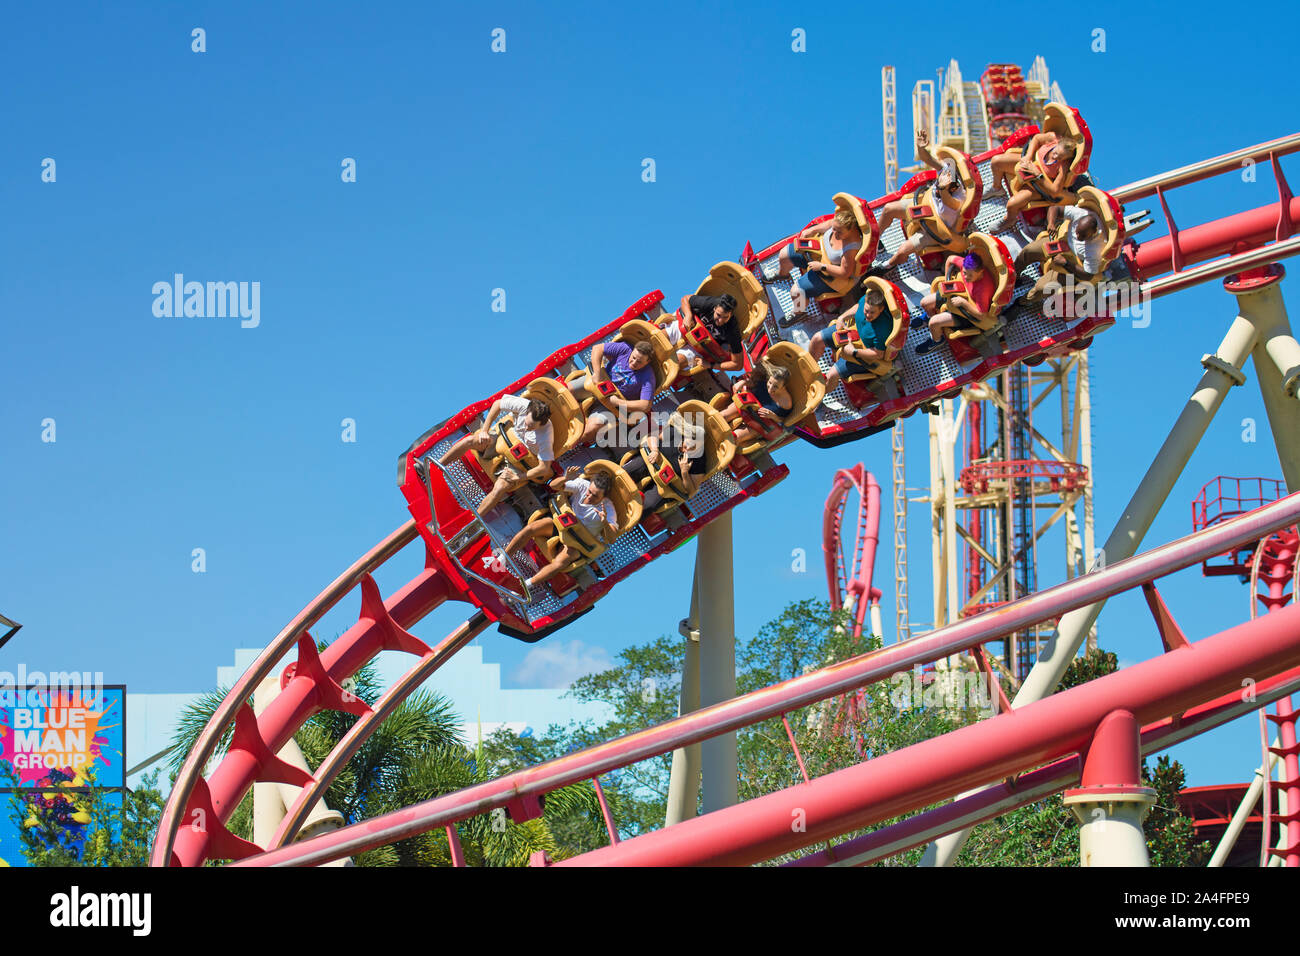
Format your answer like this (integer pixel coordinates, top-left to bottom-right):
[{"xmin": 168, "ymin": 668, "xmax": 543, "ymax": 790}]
[{"xmin": 510, "ymin": 639, "xmax": 614, "ymax": 689}]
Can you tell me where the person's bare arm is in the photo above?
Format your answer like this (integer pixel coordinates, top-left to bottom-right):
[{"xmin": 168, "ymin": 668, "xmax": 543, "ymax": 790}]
[
  {"xmin": 601, "ymin": 515, "xmax": 621, "ymax": 543},
  {"xmin": 917, "ymin": 128, "xmax": 941, "ymax": 170},
  {"xmin": 1025, "ymin": 132, "xmax": 1051, "ymax": 157},
  {"xmin": 822, "ymin": 250, "xmax": 858, "ymax": 279},
  {"xmin": 589, "ymin": 344, "xmax": 607, "ymax": 380},
  {"xmin": 614, "ymin": 395, "xmax": 653, "ymax": 417},
  {"xmin": 679, "ymin": 455, "xmax": 701, "ymax": 498},
  {"xmin": 525, "ymin": 460, "xmax": 553, "ymax": 482},
  {"xmin": 480, "ymin": 399, "xmax": 504, "ymax": 436},
  {"xmin": 1047, "ymin": 166, "xmax": 1071, "ymax": 196},
  {"xmin": 850, "ymin": 345, "xmax": 885, "ymax": 363},
  {"xmin": 549, "ymin": 465, "xmax": 580, "ymax": 493},
  {"xmin": 719, "ymin": 351, "xmax": 744, "ymax": 373}
]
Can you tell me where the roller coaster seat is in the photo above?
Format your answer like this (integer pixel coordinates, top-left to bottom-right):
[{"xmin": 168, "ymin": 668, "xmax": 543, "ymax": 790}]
[
  {"xmin": 1019, "ymin": 103, "xmax": 1093, "ymax": 210},
  {"xmin": 693, "ymin": 261, "xmax": 770, "ymax": 340},
  {"xmin": 1075, "ymin": 185, "xmax": 1124, "ymax": 271},
  {"xmin": 566, "ymin": 319, "xmax": 680, "ymax": 418},
  {"xmin": 713, "ymin": 342, "xmax": 826, "ymax": 456},
  {"xmin": 527, "ymin": 460, "xmax": 643, "ymax": 573},
  {"xmin": 800, "ymin": 192, "xmax": 881, "ymax": 301},
  {"xmin": 620, "ymin": 399, "xmax": 735, "ymax": 514},
  {"xmin": 470, "ymin": 376, "xmax": 582, "ymax": 479},
  {"xmin": 836, "ymin": 277, "xmax": 911, "ymax": 383},
  {"xmin": 903, "ymin": 146, "xmax": 984, "ymax": 253},
  {"xmin": 930, "ymin": 233, "xmax": 1016, "ymax": 341},
  {"xmin": 1033, "ymin": 186, "xmax": 1125, "ymax": 282}
]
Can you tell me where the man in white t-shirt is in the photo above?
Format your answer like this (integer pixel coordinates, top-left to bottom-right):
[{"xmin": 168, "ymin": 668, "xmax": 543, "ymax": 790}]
[
  {"xmin": 1061, "ymin": 205, "xmax": 1105, "ymax": 276},
  {"xmin": 439, "ymin": 391, "xmax": 556, "ymax": 516},
  {"xmin": 503, "ymin": 466, "xmax": 620, "ymax": 590},
  {"xmin": 1015, "ymin": 206, "xmax": 1107, "ymax": 304}
]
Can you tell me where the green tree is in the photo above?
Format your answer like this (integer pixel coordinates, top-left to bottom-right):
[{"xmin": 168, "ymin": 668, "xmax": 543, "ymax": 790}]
[
  {"xmin": 487, "ymin": 599, "xmax": 974, "ymax": 863},
  {"xmin": 485, "ymin": 611, "xmax": 1209, "ymax": 867}
]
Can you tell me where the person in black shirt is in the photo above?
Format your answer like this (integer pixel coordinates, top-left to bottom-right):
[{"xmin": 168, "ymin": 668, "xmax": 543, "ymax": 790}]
[
  {"xmin": 660, "ymin": 292, "xmax": 745, "ymax": 374},
  {"xmin": 622, "ymin": 412, "xmax": 709, "ymax": 511}
]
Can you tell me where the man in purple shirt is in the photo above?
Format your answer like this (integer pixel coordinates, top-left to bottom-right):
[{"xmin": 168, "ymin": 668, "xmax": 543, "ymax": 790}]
[{"xmin": 577, "ymin": 339, "xmax": 657, "ymax": 445}]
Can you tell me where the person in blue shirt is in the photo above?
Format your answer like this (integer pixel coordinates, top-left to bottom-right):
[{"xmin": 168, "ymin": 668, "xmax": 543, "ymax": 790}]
[
  {"xmin": 573, "ymin": 339, "xmax": 657, "ymax": 446},
  {"xmin": 808, "ymin": 286, "xmax": 896, "ymax": 392}
]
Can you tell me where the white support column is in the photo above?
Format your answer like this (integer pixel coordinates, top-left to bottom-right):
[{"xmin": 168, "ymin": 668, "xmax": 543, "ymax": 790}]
[
  {"xmin": 698, "ymin": 512, "xmax": 738, "ymax": 813},
  {"xmin": 922, "ymin": 312, "xmax": 1259, "ymax": 866},
  {"xmin": 252, "ymin": 678, "xmax": 289, "ymax": 849},
  {"xmin": 1078, "ymin": 350, "xmax": 1098, "ymax": 653},
  {"xmin": 665, "ymin": 566, "xmax": 703, "ymax": 826},
  {"xmin": 1065, "ymin": 794, "xmax": 1157, "ymax": 866},
  {"xmin": 1061, "ymin": 709, "xmax": 1156, "ymax": 867},
  {"xmin": 1235, "ymin": 284, "xmax": 1300, "ymax": 490},
  {"xmin": 253, "ymin": 677, "xmax": 350, "ymax": 865},
  {"xmin": 941, "ymin": 400, "xmax": 960, "ymax": 632},
  {"xmin": 1208, "ymin": 736, "xmax": 1280, "ymax": 867}
]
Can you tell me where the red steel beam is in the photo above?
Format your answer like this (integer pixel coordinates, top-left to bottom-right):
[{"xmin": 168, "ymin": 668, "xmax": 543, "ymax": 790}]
[
  {"xmin": 1132, "ymin": 198, "xmax": 1300, "ymax": 283},
  {"xmin": 785, "ymin": 665, "xmax": 1300, "ymax": 866},
  {"xmin": 230, "ymin": 493, "xmax": 1300, "ymax": 867},
  {"xmin": 1140, "ymin": 234, "xmax": 1300, "ymax": 300},
  {"xmin": 563, "ymin": 601, "xmax": 1300, "ymax": 866},
  {"xmin": 154, "ymin": 519, "xmax": 453, "ymax": 867}
]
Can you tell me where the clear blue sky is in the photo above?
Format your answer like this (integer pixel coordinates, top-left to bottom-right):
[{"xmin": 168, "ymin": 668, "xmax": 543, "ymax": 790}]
[{"xmin": 2, "ymin": 1, "xmax": 1297, "ymax": 789}]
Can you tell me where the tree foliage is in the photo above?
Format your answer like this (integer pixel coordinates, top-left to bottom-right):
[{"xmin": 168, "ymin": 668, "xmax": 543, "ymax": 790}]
[{"xmin": 487, "ymin": 608, "xmax": 1209, "ymax": 867}]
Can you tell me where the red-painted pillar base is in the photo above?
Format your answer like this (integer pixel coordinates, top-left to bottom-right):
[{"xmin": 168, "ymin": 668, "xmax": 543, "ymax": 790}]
[{"xmin": 1063, "ymin": 710, "xmax": 1157, "ymax": 866}]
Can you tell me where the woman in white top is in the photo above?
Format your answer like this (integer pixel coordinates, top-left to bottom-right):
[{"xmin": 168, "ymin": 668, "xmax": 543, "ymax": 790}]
[{"xmin": 439, "ymin": 392, "xmax": 556, "ymax": 517}]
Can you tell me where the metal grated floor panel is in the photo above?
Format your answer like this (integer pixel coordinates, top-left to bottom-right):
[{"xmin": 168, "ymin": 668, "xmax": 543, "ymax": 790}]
[{"xmin": 687, "ymin": 469, "xmax": 742, "ymax": 517}]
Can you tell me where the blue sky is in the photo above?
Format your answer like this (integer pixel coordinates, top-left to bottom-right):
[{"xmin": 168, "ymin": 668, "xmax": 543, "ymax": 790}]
[{"xmin": 2, "ymin": 1, "xmax": 1298, "ymax": 790}]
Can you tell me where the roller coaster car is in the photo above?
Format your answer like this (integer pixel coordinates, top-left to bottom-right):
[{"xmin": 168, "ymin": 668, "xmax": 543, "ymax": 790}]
[
  {"xmin": 566, "ymin": 319, "xmax": 681, "ymax": 417},
  {"xmin": 1018, "ymin": 103, "xmax": 1093, "ymax": 210},
  {"xmin": 714, "ymin": 342, "xmax": 826, "ymax": 457},
  {"xmin": 525, "ymin": 460, "xmax": 643, "ymax": 577},
  {"xmin": 800, "ymin": 192, "xmax": 881, "ymax": 303},
  {"xmin": 835, "ymin": 277, "xmax": 911, "ymax": 403},
  {"xmin": 470, "ymin": 376, "xmax": 584, "ymax": 478},
  {"xmin": 930, "ymin": 233, "xmax": 1017, "ymax": 357},
  {"xmin": 904, "ymin": 146, "xmax": 984, "ymax": 256},
  {"xmin": 618, "ymin": 400, "xmax": 736, "ymax": 515}
]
